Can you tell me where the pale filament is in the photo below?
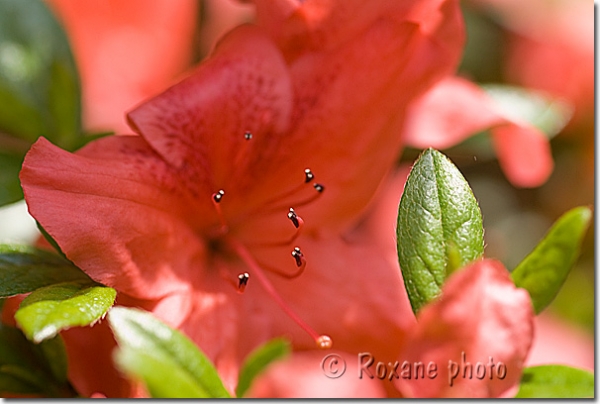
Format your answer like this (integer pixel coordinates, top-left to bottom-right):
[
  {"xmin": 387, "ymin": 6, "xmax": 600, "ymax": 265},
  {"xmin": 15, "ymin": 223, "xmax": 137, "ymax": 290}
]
[
  {"xmin": 246, "ymin": 208, "xmax": 305, "ymax": 248},
  {"xmin": 228, "ymin": 237, "xmax": 331, "ymax": 349},
  {"xmin": 211, "ymin": 190, "xmax": 228, "ymax": 235},
  {"xmin": 231, "ymin": 131, "xmax": 255, "ymax": 174},
  {"xmin": 241, "ymin": 168, "xmax": 322, "ymax": 219},
  {"xmin": 256, "ymin": 247, "xmax": 307, "ymax": 279}
]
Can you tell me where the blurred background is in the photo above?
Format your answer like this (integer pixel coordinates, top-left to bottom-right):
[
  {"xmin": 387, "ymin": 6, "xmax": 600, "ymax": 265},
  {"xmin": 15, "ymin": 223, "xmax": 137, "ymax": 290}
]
[
  {"xmin": 450, "ymin": 0, "xmax": 594, "ymax": 335},
  {"xmin": 0, "ymin": 0, "xmax": 594, "ymax": 346}
]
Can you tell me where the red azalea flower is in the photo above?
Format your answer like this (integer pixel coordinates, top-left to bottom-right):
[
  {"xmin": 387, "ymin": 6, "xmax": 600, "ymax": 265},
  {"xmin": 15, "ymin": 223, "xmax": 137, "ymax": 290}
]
[{"xmin": 21, "ymin": 0, "xmax": 464, "ymax": 397}]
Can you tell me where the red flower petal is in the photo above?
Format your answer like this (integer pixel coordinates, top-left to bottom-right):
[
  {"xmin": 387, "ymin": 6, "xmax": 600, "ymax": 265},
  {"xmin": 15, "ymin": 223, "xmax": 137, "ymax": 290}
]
[
  {"xmin": 395, "ymin": 259, "xmax": 534, "ymax": 398},
  {"xmin": 247, "ymin": 350, "xmax": 387, "ymax": 398},
  {"xmin": 127, "ymin": 24, "xmax": 294, "ymax": 209},
  {"xmin": 275, "ymin": 0, "xmax": 465, "ymax": 229},
  {"xmin": 62, "ymin": 321, "xmax": 137, "ymax": 398},
  {"xmin": 20, "ymin": 136, "xmax": 202, "ymax": 300}
]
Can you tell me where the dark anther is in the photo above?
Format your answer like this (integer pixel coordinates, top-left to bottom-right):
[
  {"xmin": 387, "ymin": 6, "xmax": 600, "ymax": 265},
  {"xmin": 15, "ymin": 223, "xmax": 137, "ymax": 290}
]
[
  {"xmin": 304, "ymin": 168, "xmax": 314, "ymax": 183},
  {"xmin": 238, "ymin": 272, "xmax": 250, "ymax": 288},
  {"xmin": 287, "ymin": 208, "xmax": 300, "ymax": 228},
  {"xmin": 291, "ymin": 247, "xmax": 304, "ymax": 267},
  {"xmin": 213, "ymin": 189, "xmax": 225, "ymax": 203},
  {"xmin": 244, "ymin": 131, "xmax": 253, "ymax": 140},
  {"xmin": 313, "ymin": 183, "xmax": 324, "ymax": 193},
  {"xmin": 238, "ymin": 272, "xmax": 250, "ymax": 292}
]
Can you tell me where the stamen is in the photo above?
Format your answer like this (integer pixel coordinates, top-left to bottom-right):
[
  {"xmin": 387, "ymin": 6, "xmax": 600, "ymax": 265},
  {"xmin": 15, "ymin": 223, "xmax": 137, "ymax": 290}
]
[
  {"xmin": 304, "ymin": 168, "xmax": 314, "ymax": 183},
  {"xmin": 257, "ymin": 247, "xmax": 306, "ymax": 279},
  {"xmin": 287, "ymin": 208, "xmax": 300, "ymax": 228},
  {"xmin": 313, "ymin": 183, "xmax": 324, "ymax": 193},
  {"xmin": 244, "ymin": 131, "xmax": 253, "ymax": 140},
  {"xmin": 238, "ymin": 272, "xmax": 250, "ymax": 293},
  {"xmin": 212, "ymin": 189, "xmax": 225, "ymax": 203},
  {"xmin": 211, "ymin": 190, "xmax": 229, "ymax": 234},
  {"xmin": 253, "ymin": 246, "xmax": 307, "ymax": 279},
  {"xmin": 228, "ymin": 238, "xmax": 331, "ymax": 349},
  {"xmin": 291, "ymin": 247, "xmax": 304, "ymax": 267}
]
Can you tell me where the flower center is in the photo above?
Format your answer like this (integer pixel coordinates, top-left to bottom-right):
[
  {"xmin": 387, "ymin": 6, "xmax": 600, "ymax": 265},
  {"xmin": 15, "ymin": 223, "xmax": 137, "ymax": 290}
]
[{"xmin": 206, "ymin": 131, "xmax": 332, "ymax": 350}]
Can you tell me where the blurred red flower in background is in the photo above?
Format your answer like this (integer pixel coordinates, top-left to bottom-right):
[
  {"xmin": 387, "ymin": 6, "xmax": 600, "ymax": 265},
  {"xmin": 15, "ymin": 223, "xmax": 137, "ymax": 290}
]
[
  {"xmin": 403, "ymin": 76, "xmax": 553, "ymax": 188},
  {"xmin": 46, "ymin": 0, "xmax": 198, "ymax": 133},
  {"xmin": 471, "ymin": 0, "xmax": 593, "ymax": 125}
]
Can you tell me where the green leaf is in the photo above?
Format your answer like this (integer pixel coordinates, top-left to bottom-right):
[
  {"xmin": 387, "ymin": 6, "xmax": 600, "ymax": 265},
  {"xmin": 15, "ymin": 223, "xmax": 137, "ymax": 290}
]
[
  {"xmin": 0, "ymin": 0, "xmax": 81, "ymax": 146},
  {"xmin": 511, "ymin": 206, "xmax": 592, "ymax": 314},
  {"xmin": 15, "ymin": 281, "xmax": 117, "ymax": 343},
  {"xmin": 0, "ymin": 150, "xmax": 25, "ymax": 206},
  {"xmin": 37, "ymin": 332, "xmax": 68, "ymax": 383},
  {"xmin": 115, "ymin": 348, "xmax": 213, "ymax": 399},
  {"xmin": 0, "ymin": 244, "xmax": 91, "ymax": 298},
  {"xmin": 0, "ymin": 364, "xmax": 46, "ymax": 396},
  {"xmin": 397, "ymin": 148, "xmax": 484, "ymax": 314},
  {"xmin": 482, "ymin": 85, "xmax": 573, "ymax": 138},
  {"xmin": 515, "ymin": 365, "xmax": 594, "ymax": 398},
  {"xmin": 36, "ymin": 221, "xmax": 68, "ymax": 259},
  {"xmin": 0, "ymin": 323, "xmax": 75, "ymax": 397},
  {"xmin": 108, "ymin": 307, "xmax": 230, "ymax": 398},
  {"xmin": 236, "ymin": 338, "xmax": 290, "ymax": 398}
]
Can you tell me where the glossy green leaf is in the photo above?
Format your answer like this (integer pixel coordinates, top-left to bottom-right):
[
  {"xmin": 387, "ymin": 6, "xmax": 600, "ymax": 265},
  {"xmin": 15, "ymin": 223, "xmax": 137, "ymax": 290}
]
[
  {"xmin": 0, "ymin": 0, "xmax": 81, "ymax": 146},
  {"xmin": 236, "ymin": 338, "xmax": 290, "ymax": 398},
  {"xmin": 108, "ymin": 307, "xmax": 230, "ymax": 398},
  {"xmin": 511, "ymin": 206, "xmax": 592, "ymax": 314},
  {"xmin": 0, "ymin": 244, "xmax": 91, "ymax": 298},
  {"xmin": 0, "ymin": 323, "xmax": 75, "ymax": 397},
  {"xmin": 515, "ymin": 365, "xmax": 594, "ymax": 398},
  {"xmin": 15, "ymin": 281, "xmax": 117, "ymax": 343},
  {"xmin": 482, "ymin": 85, "xmax": 573, "ymax": 138},
  {"xmin": 397, "ymin": 148, "xmax": 484, "ymax": 314}
]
